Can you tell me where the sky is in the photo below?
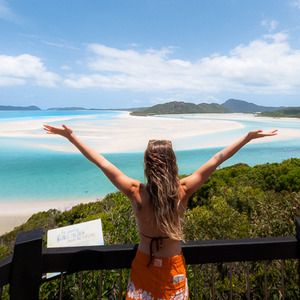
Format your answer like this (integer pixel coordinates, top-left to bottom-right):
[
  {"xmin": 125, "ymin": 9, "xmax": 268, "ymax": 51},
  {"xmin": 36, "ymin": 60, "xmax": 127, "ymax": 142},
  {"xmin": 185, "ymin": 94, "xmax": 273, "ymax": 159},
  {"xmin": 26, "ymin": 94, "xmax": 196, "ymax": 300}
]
[{"xmin": 0, "ymin": 0, "xmax": 300, "ymax": 109}]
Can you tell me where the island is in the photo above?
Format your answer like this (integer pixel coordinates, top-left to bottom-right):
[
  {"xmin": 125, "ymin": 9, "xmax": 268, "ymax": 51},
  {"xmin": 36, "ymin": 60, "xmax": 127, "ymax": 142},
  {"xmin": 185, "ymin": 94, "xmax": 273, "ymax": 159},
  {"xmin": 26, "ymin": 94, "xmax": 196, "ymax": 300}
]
[
  {"xmin": 2, "ymin": 99, "xmax": 299, "ymax": 118},
  {"xmin": 130, "ymin": 99, "xmax": 285, "ymax": 116},
  {"xmin": 0, "ymin": 105, "xmax": 41, "ymax": 111},
  {"xmin": 130, "ymin": 101, "xmax": 230, "ymax": 116}
]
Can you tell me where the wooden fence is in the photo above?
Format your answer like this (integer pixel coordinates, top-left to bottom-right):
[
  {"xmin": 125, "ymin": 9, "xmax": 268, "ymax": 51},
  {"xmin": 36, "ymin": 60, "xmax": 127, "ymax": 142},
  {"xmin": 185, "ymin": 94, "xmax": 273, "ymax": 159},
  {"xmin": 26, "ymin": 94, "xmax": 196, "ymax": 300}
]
[{"xmin": 0, "ymin": 218, "xmax": 299, "ymax": 299}]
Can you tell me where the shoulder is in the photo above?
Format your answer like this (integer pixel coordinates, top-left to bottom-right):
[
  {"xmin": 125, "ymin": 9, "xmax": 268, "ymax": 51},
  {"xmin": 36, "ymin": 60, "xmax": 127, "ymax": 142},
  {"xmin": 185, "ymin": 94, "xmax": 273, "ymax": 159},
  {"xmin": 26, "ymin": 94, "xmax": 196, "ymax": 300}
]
[{"xmin": 130, "ymin": 182, "xmax": 146, "ymax": 210}]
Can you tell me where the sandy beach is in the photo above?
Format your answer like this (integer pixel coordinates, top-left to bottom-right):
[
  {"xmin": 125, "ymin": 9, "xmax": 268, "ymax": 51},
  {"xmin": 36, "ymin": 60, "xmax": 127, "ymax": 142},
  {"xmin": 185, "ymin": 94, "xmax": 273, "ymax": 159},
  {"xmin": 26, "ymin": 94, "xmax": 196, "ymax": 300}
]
[
  {"xmin": 1, "ymin": 112, "xmax": 300, "ymax": 235},
  {"xmin": 0, "ymin": 198, "xmax": 99, "ymax": 236}
]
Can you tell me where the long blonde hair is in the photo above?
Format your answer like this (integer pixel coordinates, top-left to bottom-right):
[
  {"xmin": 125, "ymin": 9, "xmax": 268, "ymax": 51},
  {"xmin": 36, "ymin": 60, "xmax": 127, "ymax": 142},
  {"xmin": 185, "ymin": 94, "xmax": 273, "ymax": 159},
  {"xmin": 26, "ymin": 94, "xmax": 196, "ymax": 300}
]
[{"xmin": 144, "ymin": 140, "xmax": 183, "ymax": 240}]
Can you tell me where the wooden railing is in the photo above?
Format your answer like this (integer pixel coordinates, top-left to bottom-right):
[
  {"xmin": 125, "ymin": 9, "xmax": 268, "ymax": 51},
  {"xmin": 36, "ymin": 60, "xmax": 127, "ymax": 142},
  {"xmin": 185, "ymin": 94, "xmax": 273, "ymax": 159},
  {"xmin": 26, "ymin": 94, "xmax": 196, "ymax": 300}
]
[{"xmin": 0, "ymin": 218, "xmax": 299, "ymax": 299}]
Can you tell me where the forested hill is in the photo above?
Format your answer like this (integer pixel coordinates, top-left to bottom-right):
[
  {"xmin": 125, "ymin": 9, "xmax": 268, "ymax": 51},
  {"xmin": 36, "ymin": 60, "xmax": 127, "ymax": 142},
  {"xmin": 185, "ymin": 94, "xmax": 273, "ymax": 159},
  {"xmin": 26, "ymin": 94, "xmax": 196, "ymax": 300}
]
[
  {"xmin": 260, "ymin": 107, "xmax": 300, "ymax": 118},
  {"xmin": 130, "ymin": 101, "xmax": 230, "ymax": 115},
  {"xmin": 0, "ymin": 105, "xmax": 41, "ymax": 111},
  {"xmin": 221, "ymin": 99, "xmax": 280, "ymax": 113},
  {"xmin": 130, "ymin": 99, "xmax": 285, "ymax": 116}
]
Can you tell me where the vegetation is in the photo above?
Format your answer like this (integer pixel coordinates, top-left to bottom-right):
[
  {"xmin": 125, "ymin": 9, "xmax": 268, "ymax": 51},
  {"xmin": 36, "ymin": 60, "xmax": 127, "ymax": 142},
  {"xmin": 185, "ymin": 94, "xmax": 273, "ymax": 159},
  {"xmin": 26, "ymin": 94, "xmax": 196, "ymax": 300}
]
[
  {"xmin": 222, "ymin": 99, "xmax": 279, "ymax": 113},
  {"xmin": 260, "ymin": 108, "xmax": 300, "ymax": 118},
  {"xmin": 130, "ymin": 99, "xmax": 294, "ymax": 116},
  {"xmin": 0, "ymin": 158, "xmax": 300, "ymax": 298},
  {"xmin": 130, "ymin": 101, "xmax": 230, "ymax": 115}
]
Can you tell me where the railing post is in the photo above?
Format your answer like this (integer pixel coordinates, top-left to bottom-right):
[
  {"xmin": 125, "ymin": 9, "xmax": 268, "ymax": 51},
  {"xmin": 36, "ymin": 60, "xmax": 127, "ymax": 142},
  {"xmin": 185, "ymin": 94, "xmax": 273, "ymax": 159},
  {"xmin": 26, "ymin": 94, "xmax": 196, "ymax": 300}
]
[
  {"xmin": 296, "ymin": 217, "xmax": 300, "ymax": 290},
  {"xmin": 9, "ymin": 229, "xmax": 43, "ymax": 300},
  {"xmin": 296, "ymin": 217, "xmax": 300, "ymax": 240}
]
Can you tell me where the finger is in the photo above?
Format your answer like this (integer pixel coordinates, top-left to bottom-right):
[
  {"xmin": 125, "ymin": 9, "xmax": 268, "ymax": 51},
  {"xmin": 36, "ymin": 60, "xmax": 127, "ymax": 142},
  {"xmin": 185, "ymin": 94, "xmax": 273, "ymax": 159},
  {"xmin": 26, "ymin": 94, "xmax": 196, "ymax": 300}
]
[
  {"xmin": 265, "ymin": 129, "xmax": 278, "ymax": 135},
  {"xmin": 43, "ymin": 125, "xmax": 54, "ymax": 130},
  {"xmin": 44, "ymin": 130, "xmax": 54, "ymax": 134},
  {"xmin": 264, "ymin": 132, "xmax": 278, "ymax": 136},
  {"xmin": 62, "ymin": 124, "xmax": 71, "ymax": 131}
]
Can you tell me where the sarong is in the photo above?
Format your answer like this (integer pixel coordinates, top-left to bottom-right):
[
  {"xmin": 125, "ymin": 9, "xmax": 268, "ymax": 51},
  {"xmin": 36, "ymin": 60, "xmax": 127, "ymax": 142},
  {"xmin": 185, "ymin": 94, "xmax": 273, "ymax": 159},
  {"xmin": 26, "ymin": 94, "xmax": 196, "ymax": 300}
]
[{"xmin": 126, "ymin": 250, "xmax": 189, "ymax": 300}]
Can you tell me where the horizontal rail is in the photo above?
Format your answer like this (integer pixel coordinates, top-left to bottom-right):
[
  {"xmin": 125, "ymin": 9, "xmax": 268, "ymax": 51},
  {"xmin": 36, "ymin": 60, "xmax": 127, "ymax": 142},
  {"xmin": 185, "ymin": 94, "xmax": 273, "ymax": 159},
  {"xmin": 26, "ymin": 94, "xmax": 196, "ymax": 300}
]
[
  {"xmin": 0, "ymin": 216, "xmax": 299, "ymax": 300},
  {"xmin": 43, "ymin": 243, "xmax": 138, "ymax": 272},
  {"xmin": 183, "ymin": 236, "xmax": 299, "ymax": 264},
  {"xmin": 41, "ymin": 236, "xmax": 299, "ymax": 273},
  {"xmin": 0, "ymin": 236, "xmax": 299, "ymax": 286}
]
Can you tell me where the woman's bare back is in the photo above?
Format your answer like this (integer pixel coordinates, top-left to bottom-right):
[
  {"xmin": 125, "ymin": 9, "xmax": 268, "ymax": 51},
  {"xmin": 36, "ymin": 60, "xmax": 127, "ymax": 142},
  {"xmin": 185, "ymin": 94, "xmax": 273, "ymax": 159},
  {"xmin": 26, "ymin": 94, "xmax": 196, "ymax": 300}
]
[{"xmin": 132, "ymin": 183, "xmax": 188, "ymax": 257}]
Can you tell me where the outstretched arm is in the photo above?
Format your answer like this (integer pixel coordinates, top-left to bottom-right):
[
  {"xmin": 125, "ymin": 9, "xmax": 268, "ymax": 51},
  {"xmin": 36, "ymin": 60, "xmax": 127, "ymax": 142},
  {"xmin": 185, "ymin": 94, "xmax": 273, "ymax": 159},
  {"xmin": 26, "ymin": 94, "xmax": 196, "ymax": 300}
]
[
  {"xmin": 180, "ymin": 130, "xmax": 278, "ymax": 198},
  {"xmin": 43, "ymin": 124, "xmax": 140, "ymax": 198}
]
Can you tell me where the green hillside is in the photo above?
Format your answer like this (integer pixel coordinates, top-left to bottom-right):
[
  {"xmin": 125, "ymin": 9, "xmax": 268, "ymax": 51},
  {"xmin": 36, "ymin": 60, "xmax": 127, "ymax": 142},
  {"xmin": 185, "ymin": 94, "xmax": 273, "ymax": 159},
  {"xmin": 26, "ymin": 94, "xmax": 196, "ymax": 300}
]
[
  {"xmin": 260, "ymin": 107, "xmax": 300, "ymax": 118},
  {"xmin": 130, "ymin": 101, "xmax": 229, "ymax": 116},
  {"xmin": 221, "ymin": 99, "xmax": 279, "ymax": 113},
  {"xmin": 130, "ymin": 99, "xmax": 291, "ymax": 116}
]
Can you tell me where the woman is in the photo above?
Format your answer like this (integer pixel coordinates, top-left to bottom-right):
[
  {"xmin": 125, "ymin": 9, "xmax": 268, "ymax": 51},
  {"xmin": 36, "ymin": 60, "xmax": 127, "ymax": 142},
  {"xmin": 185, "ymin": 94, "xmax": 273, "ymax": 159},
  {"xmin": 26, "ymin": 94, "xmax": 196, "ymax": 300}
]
[{"xmin": 43, "ymin": 124, "xmax": 277, "ymax": 299}]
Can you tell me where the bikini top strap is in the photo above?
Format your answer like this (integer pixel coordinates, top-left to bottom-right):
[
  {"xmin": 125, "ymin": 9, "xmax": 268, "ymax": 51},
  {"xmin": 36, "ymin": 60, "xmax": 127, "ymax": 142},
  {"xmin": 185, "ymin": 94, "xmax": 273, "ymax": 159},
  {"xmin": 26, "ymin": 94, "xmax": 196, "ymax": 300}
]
[{"xmin": 140, "ymin": 233, "xmax": 169, "ymax": 266}]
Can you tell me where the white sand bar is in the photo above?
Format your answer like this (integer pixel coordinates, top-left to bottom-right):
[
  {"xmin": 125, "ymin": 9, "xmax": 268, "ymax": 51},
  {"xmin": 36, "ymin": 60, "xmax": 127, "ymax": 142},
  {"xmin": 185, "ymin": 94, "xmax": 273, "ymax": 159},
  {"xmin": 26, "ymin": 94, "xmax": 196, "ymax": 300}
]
[
  {"xmin": 1, "ymin": 112, "xmax": 299, "ymax": 153},
  {"xmin": 0, "ymin": 198, "xmax": 99, "ymax": 236}
]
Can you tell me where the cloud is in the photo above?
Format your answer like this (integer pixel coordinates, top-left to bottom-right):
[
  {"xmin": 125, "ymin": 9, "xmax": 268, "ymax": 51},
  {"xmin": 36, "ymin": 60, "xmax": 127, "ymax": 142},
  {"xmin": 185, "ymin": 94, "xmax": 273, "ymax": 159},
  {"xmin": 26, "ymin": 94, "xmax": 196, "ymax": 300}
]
[
  {"xmin": 64, "ymin": 32, "xmax": 300, "ymax": 95},
  {"xmin": 291, "ymin": 0, "xmax": 300, "ymax": 8},
  {"xmin": 0, "ymin": 0, "xmax": 20, "ymax": 23},
  {"xmin": 261, "ymin": 19, "xmax": 279, "ymax": 32},
  {"xmin": 42, "ymin": 40, "xmax": 80, "ymax": 51},
  {"xmin": 61, "ymin": 64, "xmax": 71, "ymax": 71},
  {"xmin": 0, "ymin": 54, "xmax": 59, "ymax": 87}
]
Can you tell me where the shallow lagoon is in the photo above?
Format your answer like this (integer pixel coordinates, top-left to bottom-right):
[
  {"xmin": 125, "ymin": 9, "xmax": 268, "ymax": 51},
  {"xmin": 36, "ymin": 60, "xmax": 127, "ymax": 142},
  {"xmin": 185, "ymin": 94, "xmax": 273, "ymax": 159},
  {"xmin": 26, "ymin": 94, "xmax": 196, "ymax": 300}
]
[{"xmin": 1, "ymin": 111, "xmax": 300, "ymax": 203}]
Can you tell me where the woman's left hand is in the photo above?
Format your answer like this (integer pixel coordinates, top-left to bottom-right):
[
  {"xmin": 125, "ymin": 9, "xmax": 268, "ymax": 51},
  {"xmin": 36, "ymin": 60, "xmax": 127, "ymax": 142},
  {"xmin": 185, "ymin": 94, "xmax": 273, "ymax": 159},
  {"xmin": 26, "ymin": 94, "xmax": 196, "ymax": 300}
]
[
  {"xmin": 247, "ymin": 129, "xmax": 278, "ymax": 140},
  {"xmin": 43, "ymin": 124, "xmax": 73, "ymax": 139}
]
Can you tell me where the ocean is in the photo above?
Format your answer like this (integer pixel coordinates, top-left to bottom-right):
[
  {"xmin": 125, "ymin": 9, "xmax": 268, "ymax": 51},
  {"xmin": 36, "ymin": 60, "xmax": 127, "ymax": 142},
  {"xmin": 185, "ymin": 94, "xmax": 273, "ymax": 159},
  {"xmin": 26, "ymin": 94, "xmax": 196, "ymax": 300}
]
[{"xmin": 1, "ymin": 110, "xmax": 300, "ymax": 203}]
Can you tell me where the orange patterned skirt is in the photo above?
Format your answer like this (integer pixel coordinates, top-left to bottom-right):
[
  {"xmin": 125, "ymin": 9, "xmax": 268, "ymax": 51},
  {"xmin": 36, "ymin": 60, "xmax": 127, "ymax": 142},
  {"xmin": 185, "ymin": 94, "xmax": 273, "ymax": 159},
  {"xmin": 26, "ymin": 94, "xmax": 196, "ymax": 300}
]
[{"xmin": 126, "ymin": 250, "xmax": 189, "ymax": 300}]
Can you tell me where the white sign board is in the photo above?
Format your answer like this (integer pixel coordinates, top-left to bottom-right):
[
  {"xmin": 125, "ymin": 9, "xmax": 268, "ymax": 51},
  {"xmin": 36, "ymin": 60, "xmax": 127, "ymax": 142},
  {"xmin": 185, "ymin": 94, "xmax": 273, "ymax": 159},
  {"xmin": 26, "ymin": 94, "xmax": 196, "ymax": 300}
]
[
  {"xmin": 47, "ymin": 219, "xmax": 104, "ymax": 248},
  {"xmin": 46, "ymin": 219, "xmax": 104, "ymax": 279}
]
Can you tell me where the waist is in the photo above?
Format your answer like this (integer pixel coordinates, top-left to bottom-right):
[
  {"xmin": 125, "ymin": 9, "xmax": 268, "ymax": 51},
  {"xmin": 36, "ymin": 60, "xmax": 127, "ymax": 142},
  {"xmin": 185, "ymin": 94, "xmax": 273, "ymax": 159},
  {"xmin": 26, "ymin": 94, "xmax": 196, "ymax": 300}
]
[
  {"xmin": 134, "ymin": 249, "xmax": 185, "ymax": 268},
  {"xmin": 138, "ymin": 239, "xmax": 181, "ymax": 256}
]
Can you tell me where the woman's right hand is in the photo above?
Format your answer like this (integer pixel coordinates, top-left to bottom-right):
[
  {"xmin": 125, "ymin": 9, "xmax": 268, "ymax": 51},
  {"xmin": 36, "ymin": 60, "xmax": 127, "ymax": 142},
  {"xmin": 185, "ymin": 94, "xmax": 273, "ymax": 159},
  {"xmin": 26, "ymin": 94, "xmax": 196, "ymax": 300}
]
[{"xmin": 43, "ymin": 124, "xmax": 73, "ymax": 139}]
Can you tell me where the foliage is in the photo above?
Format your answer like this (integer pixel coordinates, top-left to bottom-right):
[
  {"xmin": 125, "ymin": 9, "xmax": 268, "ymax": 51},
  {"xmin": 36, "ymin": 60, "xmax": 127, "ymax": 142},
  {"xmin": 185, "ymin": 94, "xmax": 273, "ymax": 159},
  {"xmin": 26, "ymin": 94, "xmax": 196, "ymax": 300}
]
[
  {"xmin": 130, "ymin": 101, "xmax": 229, "ymax": 116},
  {"xmin": 222, "ymin": 98, "xmax": 280, "ymax": 113},
  {"xmin": 260, "ymin": 108, "xmax": 300, "ymax": 118},
  {"xmin": 184, "ymin": 196, "xmax": 250, "ymax": 240}
]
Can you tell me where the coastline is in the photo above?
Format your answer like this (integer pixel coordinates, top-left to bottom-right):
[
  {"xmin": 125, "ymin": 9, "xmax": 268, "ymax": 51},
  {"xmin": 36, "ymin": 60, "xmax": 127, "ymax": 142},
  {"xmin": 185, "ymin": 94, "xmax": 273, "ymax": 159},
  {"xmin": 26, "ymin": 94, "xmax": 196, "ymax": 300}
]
[{"xmin": 0, "ymin": 198, "xmax": 100, "ymax": 236}]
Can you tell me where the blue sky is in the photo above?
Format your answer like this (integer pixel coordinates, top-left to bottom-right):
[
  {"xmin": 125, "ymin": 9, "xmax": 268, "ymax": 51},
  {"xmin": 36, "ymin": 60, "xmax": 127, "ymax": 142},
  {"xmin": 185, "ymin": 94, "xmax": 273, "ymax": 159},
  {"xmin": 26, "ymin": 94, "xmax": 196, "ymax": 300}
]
[{"xmin": 0, "ymin": 0, "xmax": 300, "ymax": 108}]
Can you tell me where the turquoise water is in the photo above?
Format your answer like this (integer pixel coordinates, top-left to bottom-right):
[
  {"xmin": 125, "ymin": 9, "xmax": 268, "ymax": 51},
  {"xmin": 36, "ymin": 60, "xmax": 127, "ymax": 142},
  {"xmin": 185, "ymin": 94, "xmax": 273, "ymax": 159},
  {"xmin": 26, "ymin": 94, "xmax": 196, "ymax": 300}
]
[
  {"xmin": 0, "ymin": 110, "xmax": 119, "ymax": 120},
  {"xmin": 1, "ymin": 111, "xmax": 300, "ymax": 202}
]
